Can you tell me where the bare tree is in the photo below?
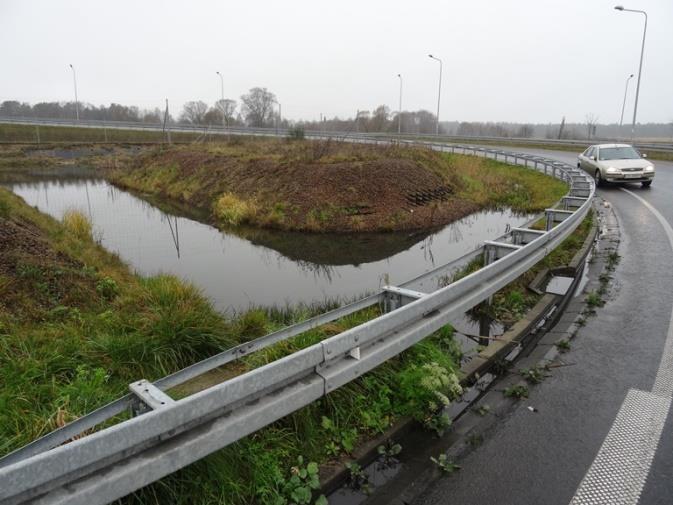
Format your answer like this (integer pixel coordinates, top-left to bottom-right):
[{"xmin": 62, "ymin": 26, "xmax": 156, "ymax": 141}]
[
  {"xmin": 203, "ymin": 107, "xmax": 223, "ymax": 125},
  {"xmin": 516, "ymin": 124, "xmax": 534, "ymax": 138},
  {"xmin": 216, "ymin": 99, "xmax": 237, "ymax": 126},
  {"xmin": 585, "ymin": 113, "xmax": 599, "ymax": 140},
  {"xmin": 180, "ymin": 101, "xmax": 208, "ymax": 124},
  {"xmin": 369, "ymin": 105, "xmax": 390, "ymax": 132},
  {"xmin": 240, "ymin": 87, "xmax": 276, "ymax": 127}
]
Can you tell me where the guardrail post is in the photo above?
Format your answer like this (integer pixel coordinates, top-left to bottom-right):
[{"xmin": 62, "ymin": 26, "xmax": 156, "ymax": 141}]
[
  {"xmin": 129, "ymin": 379, "xmax": 176, "ymax": 416},
  {"xmin": 382, "ymin": 286, "xmax": 426, "ymax": 313}
]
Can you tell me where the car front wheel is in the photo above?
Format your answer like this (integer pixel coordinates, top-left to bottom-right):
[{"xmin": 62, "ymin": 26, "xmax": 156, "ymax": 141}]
[
  {"xmin": 642, "ymin": 180, "xmax": 652, "ymax": 188},
  {"xmin": 595, "ymin": 170, "xmax": 603, "ymax": 187}
]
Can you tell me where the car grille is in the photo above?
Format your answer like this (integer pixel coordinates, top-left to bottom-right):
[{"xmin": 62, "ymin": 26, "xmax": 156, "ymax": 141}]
[{"xmin": 621, "ymin": 168, "xmax": 642, "ymax": 172}]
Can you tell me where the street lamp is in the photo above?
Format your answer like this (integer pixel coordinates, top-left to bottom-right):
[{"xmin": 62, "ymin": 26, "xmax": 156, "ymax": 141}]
[
  {"xmin": 619, "ymin": 73, "xmax": 634, "ymax": 129},
  {"xmin": 273, "ymin": 100, "xmax": 281, "ymax": 134},
  {"xmin": 215, "ymin": 71, "xmax": 225, "ymax": 128},
  {"xmin": 428, "ymin": 54, "xmax": 442, "ymax": 135},
  {"xmin": 614, "ymin": 5, "xmax": 647, "ymax": 140},
  {"xmin": 397, "ymin": 74, "xmax": 403, "ymax": 135},
  {"xmin": 69, "ymin": 64, "xmax": 79, "ymax": 121}
]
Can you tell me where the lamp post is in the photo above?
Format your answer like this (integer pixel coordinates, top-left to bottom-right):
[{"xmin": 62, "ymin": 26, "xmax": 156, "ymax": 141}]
[
  {"xmin": 216, "ymin": 71, "xmax": 225, "ymax": 128},
  {"xmin": 619, "ymin": 73, "xmax": 634, "ymax": 129},
  {"xmin": 614, "ymin": 6, "xmax": 647, "ymax": 140},
  {"xmin": 69, "ymin": 64, "xmax": 79, "ymax": 121},
  {"xmin": 428, "ymin": 54, "xmax": 442, "ymax": 135},
  {"xmin": 273, "ymin": 100, "xmax": 281, "ymax": 134},
  {"xmin": 397, "ymin": 73, "xmax": 403, "ymax": 135}
]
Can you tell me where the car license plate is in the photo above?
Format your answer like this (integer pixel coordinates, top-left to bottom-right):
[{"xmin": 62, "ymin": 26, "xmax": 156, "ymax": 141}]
[{"xmin": 625, "ymin": 174, "xmax": 641, "ymax": 179}]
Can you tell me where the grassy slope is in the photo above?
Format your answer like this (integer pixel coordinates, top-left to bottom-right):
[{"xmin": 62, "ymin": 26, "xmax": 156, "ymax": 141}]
[
  {"xmin": 0, "ymin": 188, "xmax": 463, "ymax": 504},
  {"xmin": 110, "ymin": 139, "xmax": 568, "ymax": 233}
]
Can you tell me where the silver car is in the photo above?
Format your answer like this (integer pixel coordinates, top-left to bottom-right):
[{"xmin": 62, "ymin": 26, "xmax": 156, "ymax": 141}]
[{"xmin": 577, "ymin": 143, "xmax": 655, "ymax": 187}]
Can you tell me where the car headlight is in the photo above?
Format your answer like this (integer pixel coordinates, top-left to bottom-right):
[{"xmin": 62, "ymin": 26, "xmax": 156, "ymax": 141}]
[
  {"xmin": 644, "ymin": 165, "xmax": 654, "ymax": 172},
  {"xmin": 606, "ymin": 167, "xmax": 618, "ymax": 174}
]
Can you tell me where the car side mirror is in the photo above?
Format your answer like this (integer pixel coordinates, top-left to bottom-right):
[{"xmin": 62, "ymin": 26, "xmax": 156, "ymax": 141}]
[
  {"xmin": 589, "ymin": 156, "xmax": 595, "ymax": 161},
  {"xmin": 642, "ymin": 153, "xmax": 648, "ymax": 158}
]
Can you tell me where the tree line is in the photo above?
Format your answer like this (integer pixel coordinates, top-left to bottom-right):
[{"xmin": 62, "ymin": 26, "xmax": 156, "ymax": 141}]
[{"xmin": 2, "ymin": 95, "xmax": 671, "ymax": 140}]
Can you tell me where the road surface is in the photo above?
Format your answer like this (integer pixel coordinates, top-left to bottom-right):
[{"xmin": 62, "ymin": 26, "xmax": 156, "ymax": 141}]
[{"xmin": 413, "ymin": 148, "xmax": 673, "ymax": 505}]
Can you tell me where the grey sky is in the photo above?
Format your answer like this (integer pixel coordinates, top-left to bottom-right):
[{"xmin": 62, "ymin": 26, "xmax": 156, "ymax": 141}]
[{"xmin": 1, "ymin": 0, "xmax": 671, "ymax": 124}]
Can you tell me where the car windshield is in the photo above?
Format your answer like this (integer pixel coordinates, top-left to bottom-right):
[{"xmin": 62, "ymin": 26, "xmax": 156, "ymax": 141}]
[{"xmin": 598, "ymin": 146, "xmax": 641, "ymax": 160}]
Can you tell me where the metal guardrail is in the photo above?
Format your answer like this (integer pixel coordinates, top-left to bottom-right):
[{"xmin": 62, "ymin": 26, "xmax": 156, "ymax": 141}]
[
  {"xmin": 1, "ymin": 116, "xmax": 672, "ymax": 152},
  {"xmin": 0, "ymin": 136, "xmax": 595, "ymax": 505}
]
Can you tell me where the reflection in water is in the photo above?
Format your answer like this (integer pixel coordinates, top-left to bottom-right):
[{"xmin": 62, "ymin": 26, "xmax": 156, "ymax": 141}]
[
  {"xmin": 5, "ymin": 176, "xmax": 534, "ymax": 313},
  {"xmin": 165, "ymin": 214, "xmax": 180, "ymax": 258}
]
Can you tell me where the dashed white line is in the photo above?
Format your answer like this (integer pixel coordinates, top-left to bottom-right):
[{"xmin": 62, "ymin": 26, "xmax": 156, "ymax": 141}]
[{"xmin": 569, "ymin": 188, "xmax": 673, "ymax": 504}]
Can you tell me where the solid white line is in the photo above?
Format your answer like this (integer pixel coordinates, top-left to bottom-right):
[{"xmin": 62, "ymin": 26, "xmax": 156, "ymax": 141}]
[{"xmin": 569, "ymin": 188, "xmax": 673, "ymax": 504}]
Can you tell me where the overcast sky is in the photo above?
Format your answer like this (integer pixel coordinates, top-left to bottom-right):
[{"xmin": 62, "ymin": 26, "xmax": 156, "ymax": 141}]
[{"xmin": 1, "ymin": 0, "xmax": 671, "ymax": 124}]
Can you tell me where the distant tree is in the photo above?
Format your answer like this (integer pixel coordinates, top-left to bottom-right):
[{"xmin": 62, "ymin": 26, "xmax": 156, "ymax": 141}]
[
  {"xmin": 203, "ymin": 107, "xmax": 223, "ymax": 125},
  {"xmin": 414, "ymin": 109, "xmax": 437, "ymax": 133},
  {"xmin": 141, "ymin": 108, "xmax": 162, "ymax": 123},
  {"xmin": 33, "ymin": 102, "xmax": 65, "ymax": 119},
  {"xmin": 240, "ymin": 88, "xmax": 276, "ymax": 127},
  {"xmin": 180, "ymin": 101, "xmax": 209, "ymax": 124},
  {"xmin": 585, "ymin": 113, "xmax": 599, "ymax": 140},
  {"xmin": 107, "ymin": 103, "xmax": 140, "ymax": 122},
  {"xmin": 369, "ymin": 105, "xmax": 390, "ymax": 132},
  {"xmin": 216, "ymin": 99, "xmax": 237, "ymax": 126},
  {"xmin": 355, "ymin": 110, "xmax": 371, "ymax": 132},
  {"xmin": 0, "ymin": 100, "xmax": 31, "ymax": 117},
  {"xmin": 516, "ymin": 124, "xmax": 534, "ymax": 138}
]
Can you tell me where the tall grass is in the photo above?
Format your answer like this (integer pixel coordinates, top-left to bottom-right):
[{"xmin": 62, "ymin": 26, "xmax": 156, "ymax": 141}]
[
  {"xmin": 213, "ymin": 192, "xmax": 257, "ymax": 226},
  {"xmin": 61, "ymin": 208, "xmax": 92, "ymax": 240},
  {"xmin": 446, "ymin": 153, "xmax": 568, "ymax": 213}
]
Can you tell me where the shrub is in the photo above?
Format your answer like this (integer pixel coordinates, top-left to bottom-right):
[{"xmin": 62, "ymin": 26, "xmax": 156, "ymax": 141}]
[
  {"xmin": 213, "ymin": 193, "xmax": 256, "ymax": 226},
  {"xmin": 236, "ymin": 309, "xmax": 269, "ymax": 339},
  {"xmin": 397, "ymin": 361, "xmax": 462, "ymax": 421},
  {"xmin": 62, "ymin": 209, "xmax": 92, "ymax": 241},
  {"xmin": 96, "ymin": 277, "xmax": 119, "ymax": 301},
  {"xmin": 286, "ymin": 126, "xmax": 305, "ymax": 140}
]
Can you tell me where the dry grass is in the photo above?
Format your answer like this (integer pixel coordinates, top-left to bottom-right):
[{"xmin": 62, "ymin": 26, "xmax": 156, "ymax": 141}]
[
  {"xmin": 61, "ymin": 209, "xmax": 92, "ymax": 241},
  {"xmin": 213, "ymin": 193, "xmax": 258, "ymax": 226}
]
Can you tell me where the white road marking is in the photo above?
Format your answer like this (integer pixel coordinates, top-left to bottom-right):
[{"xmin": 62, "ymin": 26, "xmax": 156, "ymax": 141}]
[
  {"xmin": 570, "ymin": 390, "xmax": 671, "ymax": 505},
  {"xmin": 621, "ymin": 188, "xmax": 673, "ymax": 397},
  {"xmin": 569, "ymin": 188, "xmax": 673, "ymax": 504}
]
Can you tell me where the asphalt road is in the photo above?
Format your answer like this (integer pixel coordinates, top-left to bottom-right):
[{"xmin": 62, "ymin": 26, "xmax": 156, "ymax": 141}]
[{"xmin": 414, "ymin": 148, "xmax": 673, "ymax": 505}]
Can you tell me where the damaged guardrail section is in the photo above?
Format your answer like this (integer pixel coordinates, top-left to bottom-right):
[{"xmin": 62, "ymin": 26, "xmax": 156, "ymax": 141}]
[{"xmin": 0, "ymin": 140, "xmax": 594, "ymax": 505}]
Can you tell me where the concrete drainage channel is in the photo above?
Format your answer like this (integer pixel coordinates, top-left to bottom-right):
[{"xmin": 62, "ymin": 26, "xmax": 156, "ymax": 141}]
[{"xmin": 323, "ymin": 201, "xmax": 615, "ymax": 504}]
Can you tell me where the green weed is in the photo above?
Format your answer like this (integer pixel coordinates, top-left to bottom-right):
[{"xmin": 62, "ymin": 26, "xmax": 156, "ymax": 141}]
[
  {"xmin": 430, "ymin": 453, "xmax": 461, "ymax": 474},
  {"xmin": 504, "ymin": 384, "xmax": 529, "ymax": 399},
  {"xmin": 556, "ymin": 339, "xmax": 571, "ymax": 352}
]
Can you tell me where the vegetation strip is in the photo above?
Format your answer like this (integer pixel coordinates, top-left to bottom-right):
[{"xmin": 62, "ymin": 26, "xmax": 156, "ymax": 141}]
[{"xmin": 320, "ymin": 210, "xmax": 597, "ymax": 496}]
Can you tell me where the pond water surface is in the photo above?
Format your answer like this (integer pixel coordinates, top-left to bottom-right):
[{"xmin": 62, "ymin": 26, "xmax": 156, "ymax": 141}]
[{"xmin": 6, "ymin": 176, "xmax": 534, "ymax": 313}]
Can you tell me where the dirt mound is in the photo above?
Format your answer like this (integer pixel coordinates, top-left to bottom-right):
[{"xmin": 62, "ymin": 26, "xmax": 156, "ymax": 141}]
[
  {"xmin": 0, "ymin": 216, "xmax": 98, "ymax": 319},
  {"xmin": 114, "ymin": 141, "xmax": 479, "ymax": 232}
]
